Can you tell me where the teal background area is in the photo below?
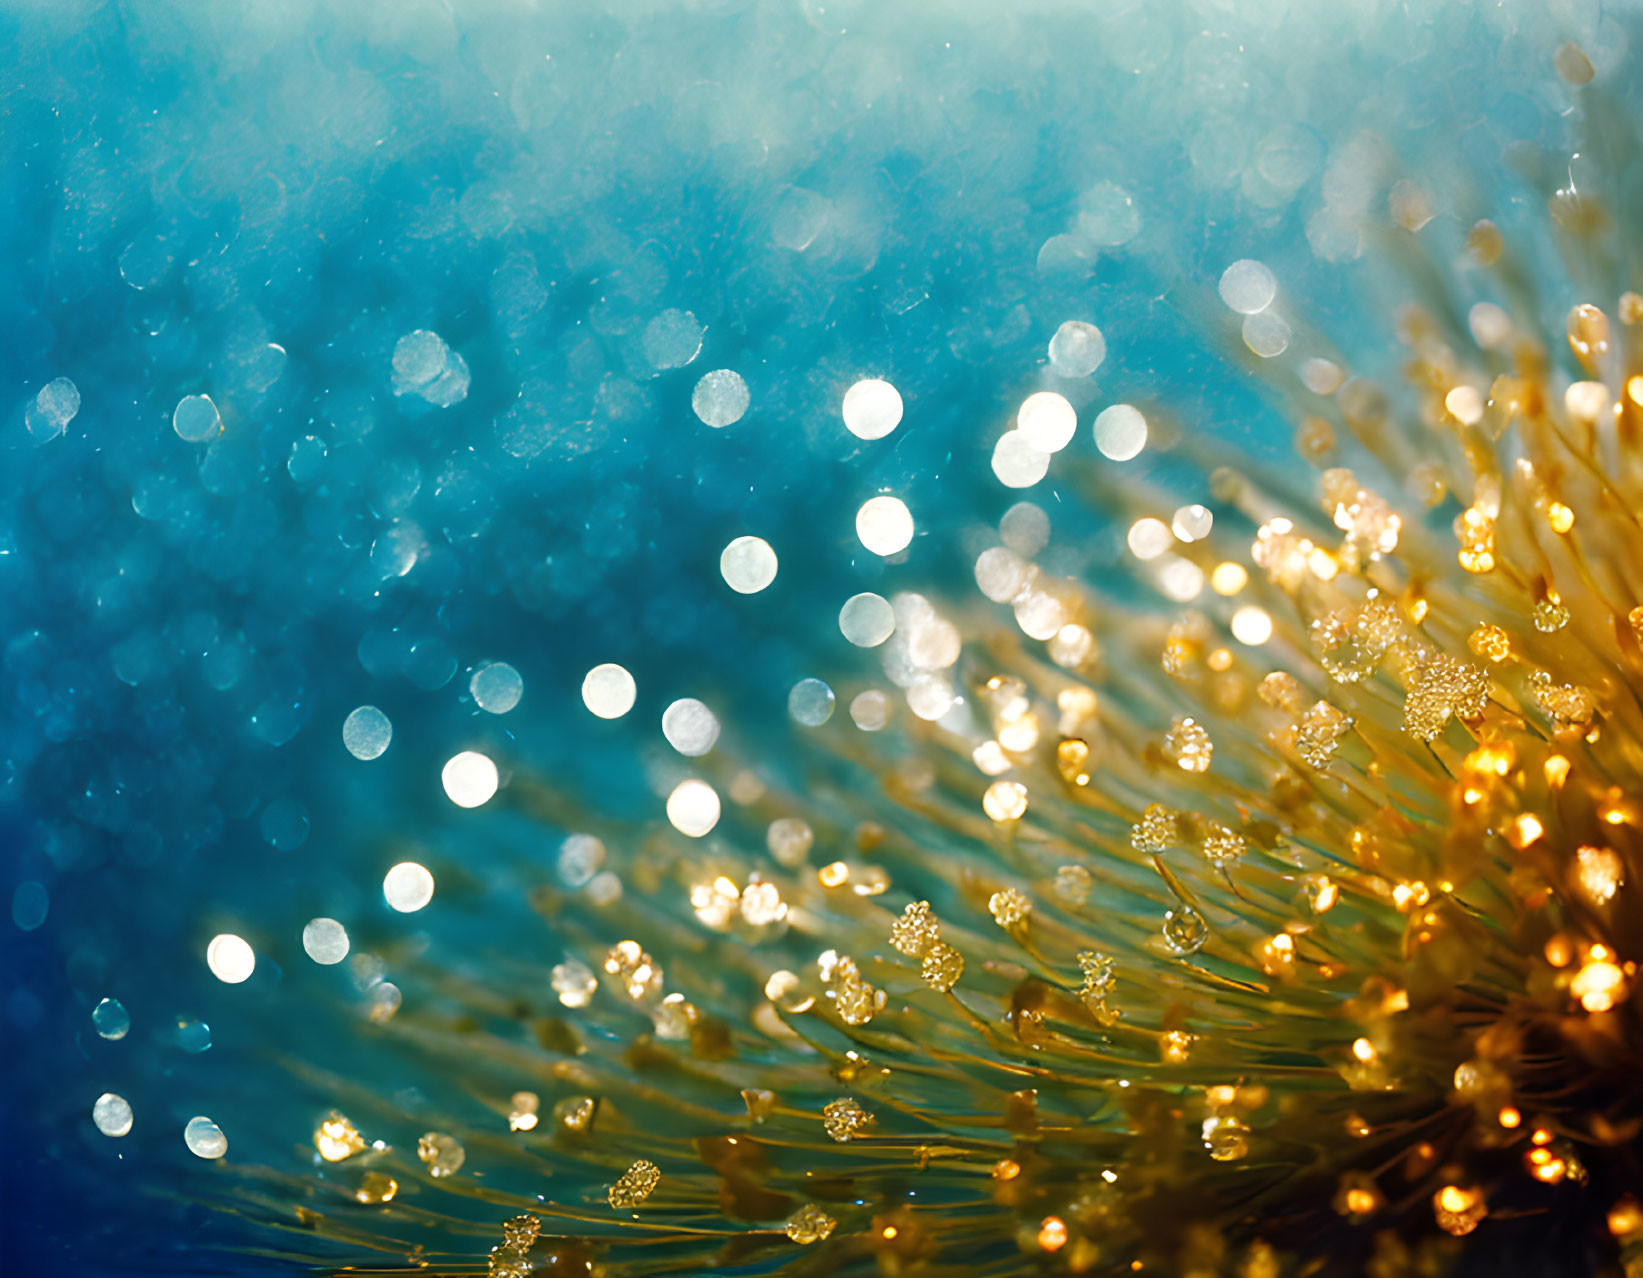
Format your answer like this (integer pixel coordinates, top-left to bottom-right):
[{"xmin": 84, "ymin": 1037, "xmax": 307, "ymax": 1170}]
[{"xmin": 1, "ymin": 0, "xmax": 1634, "ymax": 1272}]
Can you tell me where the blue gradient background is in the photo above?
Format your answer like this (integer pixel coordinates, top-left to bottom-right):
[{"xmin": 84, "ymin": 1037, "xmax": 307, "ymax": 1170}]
[{"xmin": 2, "ymin": 1, "xmax": 1635, "ymax": 1272}]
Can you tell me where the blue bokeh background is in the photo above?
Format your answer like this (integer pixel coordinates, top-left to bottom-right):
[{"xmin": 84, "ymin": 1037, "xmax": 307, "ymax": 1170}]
[{"xmin": 2, "ymin": 0, "xmax": 1634, "ymax": 1272}]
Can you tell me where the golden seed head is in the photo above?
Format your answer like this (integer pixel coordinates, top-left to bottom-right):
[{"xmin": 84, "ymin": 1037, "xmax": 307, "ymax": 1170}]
[
  {"xmin": 988, "ymin": 887, "xmax": 1033, "ymax": 928},
  {"xmin": 608, "ymin": 1159, "xmax": 660, "ymax": 1210},
  {"xmin": 785, "ymin": 1204, "xmax": 837, "ymax": 1244},
  {"xmin": 822, "ymin": 1098, "xmax": 872, "ymax": 1142}
]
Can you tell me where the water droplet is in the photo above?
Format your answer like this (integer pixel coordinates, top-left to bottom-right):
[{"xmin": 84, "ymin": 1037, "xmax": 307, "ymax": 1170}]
[
  {"xmin": 184, "ymin": 1116, "xmax": 228, "ymax": 1159},
  {"xmin": 1162, "ymin": 906, "xmax": 1209, "ymax": 956},
  {"xmin": 470, "ymin": 662, "xmax": 523, "ymax": 714},
  {"xmin": 691, "ymin": 369, "xmax": 750, "ymax": 427},
  {"xmin": 172, "ymin": 394, "xmax": 221, "ymax": 442},
  {"xmin": 92, "ymin": 998, "xmax": 130, "ymax": 1041},
  {"xmin": 839, "ymin": 593, "xmax": 895, "ymax": 647}
]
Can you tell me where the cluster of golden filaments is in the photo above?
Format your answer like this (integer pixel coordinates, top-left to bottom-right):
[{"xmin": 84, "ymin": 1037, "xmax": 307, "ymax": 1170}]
[{"xmin": 279, "ymin": 77, "xmax": 1643, "ymax": 1276}]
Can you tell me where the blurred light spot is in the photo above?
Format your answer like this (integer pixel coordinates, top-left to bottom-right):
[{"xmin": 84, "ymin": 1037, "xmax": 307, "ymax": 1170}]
[
  {"xmin": 1078, "ymin": 181, "xmax": 1141, "ymax": 245},
  {"xmin": 642, "ymin": 309, "xmax": 703, "ymax": 370},
  {"xmin": 1468, "ymin": 302, "xmax": 1511, "ymax": 349},
  {"xmin": 983, "ymin": 780, "xmax": 1029, "ymax": 822},
  {"xmin": 692, "ymin": 369, "xmax": 750, "ymax": 428},
  {"xmin": 582, "ymin": 663, "xmax": 637, "ymax": 718},
  {"xmin": 368, "ymin": 983, "xmax": 402, "ymax": 1022},
  {"xmin": 1219, "ymin": 259, "xmax": 1277, "ymax": 314},
  {"xmin": 11, "ymin": 881, "xmax": 48, "ymax": 931},
  {"xmin": 1048, "ymin": 321, "xmax": 1106, "ymax": 377},
  {"xmin": 93, "ymin": 1093, "xmax": 134, "ymax": 1138},
  {"xmin": 172, "ymin": 394, "xmax": 221, "ymax": 442},
  {"xmin": 975, "ymin": 547, "xmax": 1031, "ymax": 602},
  {"xmin": 303, "ymin": 918, "xmax": 350, "ymax": 965},
  {"xmin": 667, "ymin": 779, "xmax": 721, "ymax": 837},
  {"xmin": 856, "ymin": 496, "xmax": 914, "ymax": 556},
  {"xmin": 1016, "ymin": 391, "xmax": 1077, "ymax": 453},
  {"xmin": 1445, "ymin": 386, "xmax": 1484, "ymax": 425},
  {"xmin": 850, "ymin": 690, "xmax": 891, "ymax": 731},
  {"xmin": 1000, "ymin": 502, "xmax": 1050, "ymax": 556},
  {"xmin": 392, "ymin": 330, "xmax": 469, "ymax": 406},
  {"xmin": 1242, "ymin": 311, "xmax": 1291, "ymax": 357},
  {"xmin": 27, "ymin": 377, "xmax": 80, "ymax": 440},
  {"xmin": 789, "ymin": 678, "xmax": 836, "ymax": 726},
  {"xmin": 842, "ymin": 378, "xmax": 904, "ymax": 440},
  {"xmin": 906, "ymin": 675, "xmax": 955, "ymax": 721},
  {"xmin": 342, "ymin": 706, "xmax": 392, "ymax": 761},
  {"xmin": 1172, "ymin": 505, "xmax": 1213, "ymax": 541},
  {"xmin": 973, "ymin": 740, "xmax": 1011, "ymax": 775},
  {"xmin": 552, "ymin": 960, "xmax": 597, "ymax": 1007},
  {"xmin": 184, "ymin": 1116, "xmax": 227, "ymax": 1159},
  {"xmin": 1158, "ymin": 556, "xmax": 1205, "ymax": 601},
  {"xmin": 384, "ymin": 862, "xmax": 435, "ymax": 913},
  {"xmin": 206, "ymin": 934, "xmax": 255, "ymax": 984},
  {"xmin": 720, "ymin": 536, "xmax": 778, "ymax": 593},
  {"xmin": 840, "ymin": 593, "xmax": 895, "ymax": 647},
  {"xmin": 1094, "ymin": 404, "xmax": 1147, "ymax": 460},
  {"xmin": 1127, "ymin": 518, "xmax": 1172, "ymax": 559},
  {"xmin": 470, "ymin": 662, "xmax": 523, "ymax": 714},
  {"xmin": 767, "ymin": 818, "xmax": 814, "ymax": 865},
  {"xmin": 1211, "ymin": 562, "xmax": 1248, "ymax": 595},
  {"xmin": 991, "ymin": 431, "xmax": 1050, "ymax": 487},
  {"xmin": 558, "ymin": 834, "xmax": 606, "ymax": 887},
  {"xmin": 1566, "ymin": 381, "xmax": 1610, "ymax": 424},
  {"xmin": 1232, "ymin": 606, "xmax": 1274, "ymax": 645},
  {"xmin": 441, "ymin": 751, "xmax": 499, "ymax": 808},
  {"xmin": 1299, "ymin": 358, "xmax": 1343, "ymax": 394},
  {"xmin": 260, "ymin": 798, "xmax": 309, "ymax": 851},
  {"xmin": 662, "ymin": 698, "xmax": 721, "ymax": 757},
  {"xmin": 92, "ymin": 997, "xmax": 129, "ymax": 1040}
]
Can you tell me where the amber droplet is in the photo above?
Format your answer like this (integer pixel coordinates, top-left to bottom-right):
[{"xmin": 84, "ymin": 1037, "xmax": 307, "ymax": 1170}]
[
  {"xmin": 554, "ymin": 1096, "xmax": 596, "ymax": 1134},
  {"xmin": 354, "ymin": 1172, "xmax": 398, "ymax": 1205},
  {"xmin": 1567, "ymin": 303, "xmax": 1610, "ymax": 368},
  {"xmin": 822, "ymin": 1098, "xmax": 872, "ymax": 1142},
  {"xmin": 1162, "ymin": 906, "xmax": 1208, "ymax": 956}
]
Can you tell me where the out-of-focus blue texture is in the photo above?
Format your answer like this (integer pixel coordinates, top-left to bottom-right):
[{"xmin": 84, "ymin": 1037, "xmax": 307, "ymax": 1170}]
[{"xmin": 1, "ymin": 0, "xmax": 1634, "ymax": 1272}]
